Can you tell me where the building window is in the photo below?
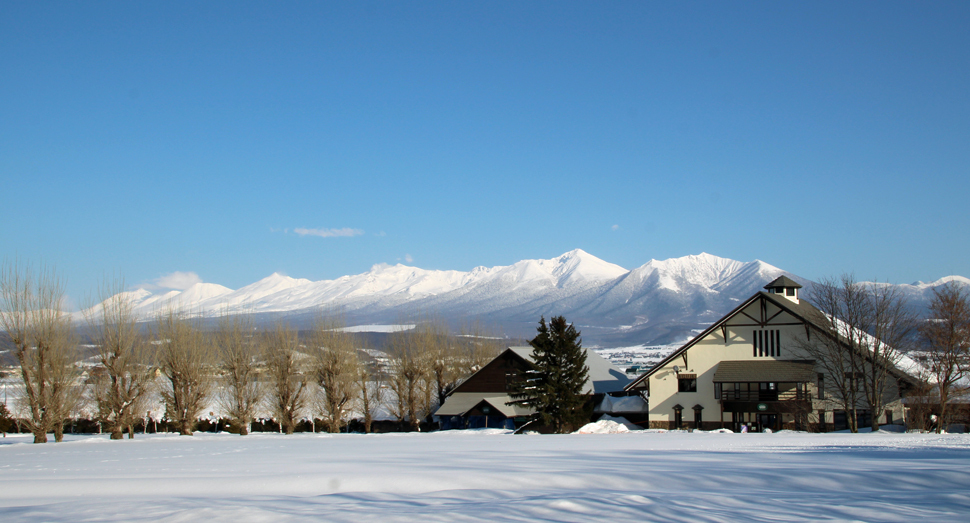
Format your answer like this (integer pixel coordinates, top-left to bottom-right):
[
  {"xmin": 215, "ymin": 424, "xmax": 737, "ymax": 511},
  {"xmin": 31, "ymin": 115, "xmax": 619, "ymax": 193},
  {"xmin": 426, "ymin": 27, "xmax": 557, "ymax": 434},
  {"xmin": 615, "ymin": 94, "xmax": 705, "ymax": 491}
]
[
  {"xmin": 786, "ymin": 287, "xmax": 795, "ymax": 296},
  {"xmin": 505, "ymin": 371, "xmax": 520, "ymax": 391},
  {"xmin": 758, "ymin": 382, "xmax": 778, "ymax": 401},
  {"xmin": 752, "ymin": 329, "xmax": 781, "ymax": 357},
  {"xmin": 678, "ymin": 376, "xmax": 697, "ymax": 392},
  {"xmin": 817, "ymin": 373, "xmax": 824, "ymax": 400}
]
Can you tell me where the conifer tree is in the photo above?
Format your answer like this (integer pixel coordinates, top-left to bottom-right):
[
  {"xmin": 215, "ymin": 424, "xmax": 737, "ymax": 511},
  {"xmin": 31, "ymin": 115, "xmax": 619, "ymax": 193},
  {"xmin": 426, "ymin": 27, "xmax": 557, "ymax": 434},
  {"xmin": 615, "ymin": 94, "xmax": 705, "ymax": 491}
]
[{"xmin": 510, "ymin": 316, "xmax": 589, "ymax": 433}]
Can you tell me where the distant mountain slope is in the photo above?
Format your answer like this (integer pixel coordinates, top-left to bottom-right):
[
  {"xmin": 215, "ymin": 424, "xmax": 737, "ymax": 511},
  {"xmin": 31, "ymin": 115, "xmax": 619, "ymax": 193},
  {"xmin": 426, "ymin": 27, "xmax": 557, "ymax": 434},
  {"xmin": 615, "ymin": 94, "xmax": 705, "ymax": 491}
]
[{"xmin": 80, "ymin": 251, "xmax": 967, "ymax": 347}]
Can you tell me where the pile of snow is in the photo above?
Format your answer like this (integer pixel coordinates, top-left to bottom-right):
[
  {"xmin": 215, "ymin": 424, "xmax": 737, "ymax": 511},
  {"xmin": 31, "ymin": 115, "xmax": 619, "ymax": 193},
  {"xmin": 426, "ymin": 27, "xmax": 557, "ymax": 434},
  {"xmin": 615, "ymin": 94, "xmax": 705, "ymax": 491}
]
[
  {"xmin": 597, "ymin": 414, "xmax": 641, "ymax": 430},
  {"xmin": 575, "ymin": 419, "xmax": 630, "ymax": 434}
]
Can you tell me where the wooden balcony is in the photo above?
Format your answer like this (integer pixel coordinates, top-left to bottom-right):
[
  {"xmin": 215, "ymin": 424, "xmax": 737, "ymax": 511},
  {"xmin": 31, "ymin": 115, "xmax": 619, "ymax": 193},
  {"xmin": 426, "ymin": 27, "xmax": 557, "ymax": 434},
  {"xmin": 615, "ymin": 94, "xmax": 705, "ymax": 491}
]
[{"xmin": 718, "ymin": 389, "xmax": 812, "ymax": 402}]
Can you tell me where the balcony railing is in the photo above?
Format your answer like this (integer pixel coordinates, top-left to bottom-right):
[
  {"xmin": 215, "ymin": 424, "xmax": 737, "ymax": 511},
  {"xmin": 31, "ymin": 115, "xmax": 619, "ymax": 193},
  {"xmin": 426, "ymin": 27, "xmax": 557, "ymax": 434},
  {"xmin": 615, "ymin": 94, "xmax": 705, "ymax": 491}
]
[{"xmin": 718, "ymin": 390, "xmax": 812, "ymax": 402}]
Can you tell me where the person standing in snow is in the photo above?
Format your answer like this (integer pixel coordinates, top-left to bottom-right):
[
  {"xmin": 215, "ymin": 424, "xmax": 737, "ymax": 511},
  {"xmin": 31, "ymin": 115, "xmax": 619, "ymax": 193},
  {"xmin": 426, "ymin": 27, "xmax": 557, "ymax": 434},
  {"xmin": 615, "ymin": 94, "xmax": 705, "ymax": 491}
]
[{"xmin": 741, "ymin": 423, "xmax": 748, "ymax": 433}]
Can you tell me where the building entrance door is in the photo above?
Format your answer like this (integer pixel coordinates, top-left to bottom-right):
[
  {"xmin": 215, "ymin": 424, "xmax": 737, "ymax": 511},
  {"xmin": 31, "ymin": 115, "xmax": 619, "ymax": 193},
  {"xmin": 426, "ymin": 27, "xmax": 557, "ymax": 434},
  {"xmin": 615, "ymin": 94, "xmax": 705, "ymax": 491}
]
[{"xmin": 756, "ymin": 413, "xmax": 778, "ymax": 432}]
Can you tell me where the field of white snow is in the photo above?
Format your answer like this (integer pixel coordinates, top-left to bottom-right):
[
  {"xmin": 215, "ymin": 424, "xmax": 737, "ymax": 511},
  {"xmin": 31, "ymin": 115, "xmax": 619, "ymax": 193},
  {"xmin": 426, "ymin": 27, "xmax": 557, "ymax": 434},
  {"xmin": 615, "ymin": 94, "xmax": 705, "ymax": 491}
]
[{"xmin": 1, "ymin": 430, "xmax": 969, "ymax": 522}]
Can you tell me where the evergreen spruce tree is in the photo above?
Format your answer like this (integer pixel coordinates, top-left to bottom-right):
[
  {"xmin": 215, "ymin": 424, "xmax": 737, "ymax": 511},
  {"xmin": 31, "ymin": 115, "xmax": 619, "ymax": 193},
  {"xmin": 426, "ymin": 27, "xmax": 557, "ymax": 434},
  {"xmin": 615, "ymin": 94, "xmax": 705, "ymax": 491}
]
[{"xmin": 509, "ymin": 316, "xmax": 590, "ymax": 433}]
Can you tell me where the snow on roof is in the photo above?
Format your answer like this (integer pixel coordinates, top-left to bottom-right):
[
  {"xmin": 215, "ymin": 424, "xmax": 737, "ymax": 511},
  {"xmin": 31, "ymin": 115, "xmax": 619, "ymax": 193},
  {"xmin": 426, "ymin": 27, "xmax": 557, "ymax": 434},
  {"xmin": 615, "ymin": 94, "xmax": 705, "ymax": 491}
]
[
  {"xmin": 435, "ymin": 393, "xmax": 533, "ymax": 418},
  {"xmin": 594, "ymin": 395, "xmax": 648, "ymax": 414}
]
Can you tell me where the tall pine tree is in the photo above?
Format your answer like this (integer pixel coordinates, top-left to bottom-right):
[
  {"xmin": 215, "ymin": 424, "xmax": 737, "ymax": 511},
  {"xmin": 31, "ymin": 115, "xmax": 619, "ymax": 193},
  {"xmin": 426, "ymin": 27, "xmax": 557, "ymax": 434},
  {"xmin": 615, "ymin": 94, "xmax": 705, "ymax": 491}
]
[{"xmin": 509, "ymin": 316, "xmax": 589, "ymax": 433}]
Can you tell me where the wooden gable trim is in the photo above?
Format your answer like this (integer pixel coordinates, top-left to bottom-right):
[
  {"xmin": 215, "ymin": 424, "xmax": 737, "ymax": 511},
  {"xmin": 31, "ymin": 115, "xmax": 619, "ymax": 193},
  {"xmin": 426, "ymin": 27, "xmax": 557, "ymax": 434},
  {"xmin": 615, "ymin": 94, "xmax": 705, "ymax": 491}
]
[
  {"xmin": 625, "ymin": 292, "xmax": 765, "ymax": 391},
  {"xmin": 625, "ymin": 289, "xmax": 920, "ymax": 392}
]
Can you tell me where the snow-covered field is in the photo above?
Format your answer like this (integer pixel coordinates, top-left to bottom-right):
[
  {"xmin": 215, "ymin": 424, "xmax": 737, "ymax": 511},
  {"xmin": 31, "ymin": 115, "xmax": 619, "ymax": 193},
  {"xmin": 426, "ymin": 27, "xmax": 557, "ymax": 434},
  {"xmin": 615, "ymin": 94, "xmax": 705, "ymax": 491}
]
[{"xmin": 1, "ymin": 430, "xmax": 969, "ymax": 522}]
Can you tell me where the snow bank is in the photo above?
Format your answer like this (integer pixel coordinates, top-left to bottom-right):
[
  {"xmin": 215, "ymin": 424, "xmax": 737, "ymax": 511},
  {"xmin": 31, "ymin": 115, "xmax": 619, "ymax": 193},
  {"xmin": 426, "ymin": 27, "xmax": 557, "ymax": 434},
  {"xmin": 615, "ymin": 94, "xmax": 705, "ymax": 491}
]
[{"xmin": 575, "ymin": 419, "xmax": 630, "ymax": 434}]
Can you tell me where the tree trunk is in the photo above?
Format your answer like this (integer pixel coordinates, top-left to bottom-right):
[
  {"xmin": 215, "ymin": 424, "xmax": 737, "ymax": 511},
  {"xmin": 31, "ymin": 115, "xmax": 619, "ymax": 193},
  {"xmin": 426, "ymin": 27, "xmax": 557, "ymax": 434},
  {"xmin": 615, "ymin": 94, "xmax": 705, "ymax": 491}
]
[
  {"xmin": 54, "ymin": 425, "xmax": 64, "ymax": 442},
  {"xmin": 128, "ymin": 425, "xmax": 135, "ymax": 439},
  {"xmin": 180, "ymin": 420, "xmax": 194, "ymax": 435},
  {"xmin": 33, "ymin": 431, "xmax": 48, "ymax": 444},
  {"xmin": 110, "ymin": 428, "xmax": 124, "ymax": 440},
  {"xmin": 239, "ymin": 423, "xmax": 249, "ymax": 436}
]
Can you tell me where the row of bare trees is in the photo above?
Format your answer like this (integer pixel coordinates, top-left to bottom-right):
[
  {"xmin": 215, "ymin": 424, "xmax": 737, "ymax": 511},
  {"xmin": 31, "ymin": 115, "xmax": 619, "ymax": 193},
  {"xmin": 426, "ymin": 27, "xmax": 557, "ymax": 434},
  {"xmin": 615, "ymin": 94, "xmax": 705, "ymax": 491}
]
[{"xmin": 1, "ymin": 262, "xmax": 502, "ymax": 443}]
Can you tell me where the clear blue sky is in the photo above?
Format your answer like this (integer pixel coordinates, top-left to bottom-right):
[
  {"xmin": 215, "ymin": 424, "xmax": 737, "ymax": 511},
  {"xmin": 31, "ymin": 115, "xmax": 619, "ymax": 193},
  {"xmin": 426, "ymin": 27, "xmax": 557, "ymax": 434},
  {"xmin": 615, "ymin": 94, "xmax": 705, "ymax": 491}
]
[{"xmin": 2, "ymin": 2, "xmax": 968, "ymax": 306}]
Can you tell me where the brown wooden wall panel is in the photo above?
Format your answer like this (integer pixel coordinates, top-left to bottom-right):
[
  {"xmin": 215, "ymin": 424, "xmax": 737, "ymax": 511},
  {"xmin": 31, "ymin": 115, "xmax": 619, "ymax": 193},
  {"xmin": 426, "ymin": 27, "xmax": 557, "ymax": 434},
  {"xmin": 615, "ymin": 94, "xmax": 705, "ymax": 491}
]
[{"xmin": 453, "ymin": 350, "xmax": 532, "ymax": 394}]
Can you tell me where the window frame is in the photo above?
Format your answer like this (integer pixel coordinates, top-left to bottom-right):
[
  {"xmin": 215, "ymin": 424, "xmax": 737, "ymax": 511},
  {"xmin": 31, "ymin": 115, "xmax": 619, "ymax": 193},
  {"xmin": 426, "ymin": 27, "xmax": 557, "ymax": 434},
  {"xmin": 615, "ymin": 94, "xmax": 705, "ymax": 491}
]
[{"xmin": 678, "ymin": 377, "xmax": 697, "ymax": 393}]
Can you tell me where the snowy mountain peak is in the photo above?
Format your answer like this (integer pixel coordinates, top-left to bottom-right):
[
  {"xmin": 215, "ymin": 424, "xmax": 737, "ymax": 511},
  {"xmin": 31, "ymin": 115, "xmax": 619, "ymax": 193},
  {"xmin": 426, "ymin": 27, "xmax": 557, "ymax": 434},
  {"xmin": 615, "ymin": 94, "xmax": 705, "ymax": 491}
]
[
  {"xmin": 157, "ymin": 283, "xmax": 234, "ymax": 309},
  {"xmin": 629, "ymin": 253, "xmax": 783, "ymax": 293},
  {"xmin": 911, "ymin": 275, "xmax": 970, "ymax": 288},
  {"xmin": 494, "ymin": 250, "xmax": 627, "ymax": 289},
  {"xmin": 224, "ymin": 272, "xmax": 313, "ymax": 306},
  {"xmin": 551, "ymin": 249, "xmax": 628, "ymax": 286}
]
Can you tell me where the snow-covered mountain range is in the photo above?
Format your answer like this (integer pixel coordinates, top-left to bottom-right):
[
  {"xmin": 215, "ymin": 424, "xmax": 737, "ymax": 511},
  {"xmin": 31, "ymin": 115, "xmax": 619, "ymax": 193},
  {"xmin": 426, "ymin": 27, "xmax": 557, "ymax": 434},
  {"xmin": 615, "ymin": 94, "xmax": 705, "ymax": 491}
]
[{"xmin": 87, "ymin": 250, "xmax": 969, "ymax": 347}]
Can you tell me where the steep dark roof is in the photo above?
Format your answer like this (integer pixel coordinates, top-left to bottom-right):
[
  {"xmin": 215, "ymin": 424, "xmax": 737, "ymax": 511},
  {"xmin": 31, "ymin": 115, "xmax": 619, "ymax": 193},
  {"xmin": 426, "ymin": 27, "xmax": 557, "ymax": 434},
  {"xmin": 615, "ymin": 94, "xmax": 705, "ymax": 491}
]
[
  {"xmin": 712, "ymin": 360, "xmax": 816, "ymax": 383},
  {"xmin": 764, "ymin": 275, "xmax": 802, "ymax": 289},
  {"xmin": 624, "ymin": 289, "xmax": 919, "ymax": 392}
]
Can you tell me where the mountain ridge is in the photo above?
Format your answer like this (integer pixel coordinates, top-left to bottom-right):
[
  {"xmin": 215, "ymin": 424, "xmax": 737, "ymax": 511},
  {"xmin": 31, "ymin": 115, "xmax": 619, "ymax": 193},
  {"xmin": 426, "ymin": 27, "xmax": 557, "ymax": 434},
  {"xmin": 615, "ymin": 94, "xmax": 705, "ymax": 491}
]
[{"xmin": 81, "ymin": 251, "xmax": 967, "ymax": 347}]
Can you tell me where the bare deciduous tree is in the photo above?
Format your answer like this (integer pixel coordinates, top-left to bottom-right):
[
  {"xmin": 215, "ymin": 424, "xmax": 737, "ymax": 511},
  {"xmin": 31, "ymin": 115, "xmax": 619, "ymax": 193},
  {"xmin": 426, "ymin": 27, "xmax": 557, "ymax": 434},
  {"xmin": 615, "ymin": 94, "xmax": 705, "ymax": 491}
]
[
  {"xmin": 214, "ymin": 311, "xmax": 262, "ymax": 435},
  {"xmin": 905, "ymin": 365, "xmax": 938, "ymax": 432},
  {"xmin": 85, "ymin": 279, "xmax": 154, "ymax": 440},
  {"xmin": 862, "ymin": 281, "xmax": 915, "ymax": 431},
  {"xmin": 919, "ymin": 282, "xmax": 970, "ymax": 433},
  {"xmin": 354, "ymin": 344, "xmax": 386, "ymax": 433},
  {"xmin": 309, "ymin": 316, "xmax": 359, "ymax": 433},
  {"xmin": 153, "ymin": 310, "xmax": 213, "ymax": 436},
  {"xmin": 419, "ymin": 322, "xmax": 453, "ymax": 411},
  {"xmin": 263, "ymin": 322, "xmax": 308, "ymax": 434},
  {"xmin": 0, "ymin": 262, "xmax": 82, "ymax": 443},
  {"xmin": 453, "ymin": 321, "xmax": 502, "ymax": 388},
  {"xmin": 800, "ymin": 275, "xmax": 913, "ymax": 432},
  {"xmin": 424, "ymin": 320, "xmax": 503, "ymax": 412},
  {"xmin": 387, "ymin": 327, "xmax": 431, "ymax": 431}
]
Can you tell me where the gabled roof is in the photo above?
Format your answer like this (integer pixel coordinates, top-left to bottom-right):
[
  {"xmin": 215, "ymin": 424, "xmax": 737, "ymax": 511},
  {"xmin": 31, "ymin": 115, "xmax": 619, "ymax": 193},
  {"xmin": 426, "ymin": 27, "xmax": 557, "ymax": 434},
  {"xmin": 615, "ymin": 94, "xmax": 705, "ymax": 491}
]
[
  {"xmin": 434, "ymin": 393, "xmax": 533, "ymax": 418},
  {"xmin": 764, "ymin": 276, "xmax": 802, "ymax": 289},
  {"xmin": 624, "ymin": 289, "xmax": 919, "ymax": 391}
]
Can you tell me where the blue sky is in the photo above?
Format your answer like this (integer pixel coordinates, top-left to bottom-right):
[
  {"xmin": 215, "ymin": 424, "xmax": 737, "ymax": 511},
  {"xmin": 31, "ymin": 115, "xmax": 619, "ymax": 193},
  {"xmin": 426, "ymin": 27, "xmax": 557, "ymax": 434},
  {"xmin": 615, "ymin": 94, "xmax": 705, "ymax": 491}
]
[{"xmin": 2, "ymin": 2, "xmax": 968, "ymax": 306}]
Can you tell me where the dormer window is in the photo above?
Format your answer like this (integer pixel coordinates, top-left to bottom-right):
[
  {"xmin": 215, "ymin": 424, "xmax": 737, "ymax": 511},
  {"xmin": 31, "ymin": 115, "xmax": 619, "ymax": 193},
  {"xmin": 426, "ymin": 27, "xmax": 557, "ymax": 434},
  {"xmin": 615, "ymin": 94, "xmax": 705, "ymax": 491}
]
[{"xmin": 764, "ymin": 276, "xmax": 801, "ymax": 303}]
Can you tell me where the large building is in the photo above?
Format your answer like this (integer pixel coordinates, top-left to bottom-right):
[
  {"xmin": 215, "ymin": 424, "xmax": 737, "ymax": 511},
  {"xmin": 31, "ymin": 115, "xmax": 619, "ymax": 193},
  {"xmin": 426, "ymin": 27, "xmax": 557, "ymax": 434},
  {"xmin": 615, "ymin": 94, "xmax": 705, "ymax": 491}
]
[
  {"xmin": 434, "ymin": 346, "xmax": 638, "ymax": 430},
  {"xmin": 625, "ymin": 277, "xmax": 919, "ymax": 432}
]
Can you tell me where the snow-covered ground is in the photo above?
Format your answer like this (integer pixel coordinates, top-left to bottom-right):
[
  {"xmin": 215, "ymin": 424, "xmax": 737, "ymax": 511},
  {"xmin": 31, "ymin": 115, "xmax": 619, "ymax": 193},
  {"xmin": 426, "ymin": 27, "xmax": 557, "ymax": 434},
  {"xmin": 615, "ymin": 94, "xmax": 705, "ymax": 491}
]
[{"xmin": 1, "ymin": 430, "xmax": 968, "ymax": 522}]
